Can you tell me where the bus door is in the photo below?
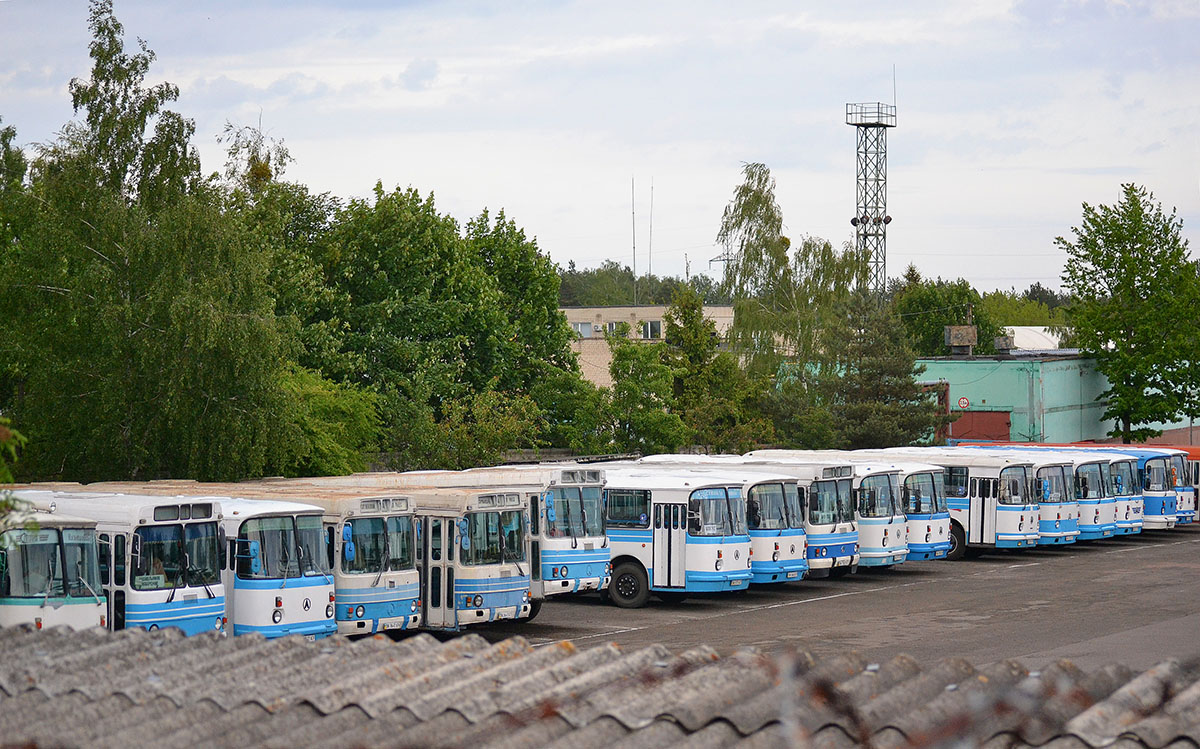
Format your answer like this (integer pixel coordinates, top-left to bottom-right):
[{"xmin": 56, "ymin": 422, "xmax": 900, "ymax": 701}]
[
  {"xmin": 652, "ymin": 503, "xmax": 685, "ymax": 588},
  {"xmin": 100, "ymin": 532, "xmax": 127, "ymax": 630},
  {"xmin": 982, "ymin": 479, "xmax": 998, "ymax": 543},
  {"xmin": 420, "ymin": 517, "xmax": 455, "ymax": 630}
]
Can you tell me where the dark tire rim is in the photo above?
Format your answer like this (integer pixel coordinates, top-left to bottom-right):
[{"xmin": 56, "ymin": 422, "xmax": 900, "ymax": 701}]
[
  {"xmin": 614, "ymin": 572, "xmax": 640, "ymax": 600},
  {"xmin": 949, "ymin": 530, "xmax": 961, "ymax": 556}
]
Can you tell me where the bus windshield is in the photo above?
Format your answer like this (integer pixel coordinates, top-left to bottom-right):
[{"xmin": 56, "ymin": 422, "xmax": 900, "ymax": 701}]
[
  {"xmin": 546, "ymin": 486, "xmax": 606, "ymax": 539},
  {"xmin": 239, "ymin": 515, "xmax": 331, "ymax": 580},
  {"xmin": 748, "ymin": 483, "xmax": 787, "ymax": 530},
  {"xmin": 1109, "ymin": 461, "xmax": 1135, "ymax": 498},
  {"xmin": 836, "ymin": 479, "xmax": 855, "ymax": 523},
  {"xmin": 1075, "ymin": 463, "xmax": 1104, "ymax": 500},
  {"xmin": 1036, "ymin": 465, "xmax": 1069, "ymax": 503},
  {"xmin": 998, "ymin": 466, "xmax": 1030, "ymax": 505},
  {"xmin": 857, "ymin": 475, "xmax": 899, "ymax": 518},
  {"xmin": 344, "ymin": 517, "xmax": 386, "ymax": 575},
  {"xmin": 1, "ymin": 528, "xmax": 62, "ymax": 598},
  {"xmin": 784, "ymin": 483, "xmax": 805, "ymax": 529},
  {"xmin": 387, "ymin": 516, "xmax": 415, "ymax": 571},
  {"xmin": 688, "ymin": 487, "xmax": 747, "ymax": 537},
  {"xmin": 462, "ymin": 510, "xmax": 526, "ymax": 565},
  {"xmin": 809, "ymin": 481, "xmax": 838, "ymax": 526},
  {"xmin": 1171, "ymin": 455, "xmax": 1188, "ymax": 488},
  {"xmin": 904, "ymin": 472, "xmax": 943, "ymax": 514},
  {"xmin": 1144, "ymin": 458, "xmax": 1169, "ymax": 491},
  {"xmin": 134, "ymin": 522, "xmax": 220, "ymax": 590}
]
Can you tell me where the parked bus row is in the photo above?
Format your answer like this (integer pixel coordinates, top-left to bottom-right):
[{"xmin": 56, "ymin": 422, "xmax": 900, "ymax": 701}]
[{"xmin": 2, "ymin": 444, "xmax": 1194, "ymax": 632}]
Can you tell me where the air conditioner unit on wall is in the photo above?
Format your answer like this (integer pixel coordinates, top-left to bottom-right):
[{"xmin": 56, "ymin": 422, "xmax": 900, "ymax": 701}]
[{"xmin": 592, "ymin": 324, "xmax": 603, "ymax": 332}]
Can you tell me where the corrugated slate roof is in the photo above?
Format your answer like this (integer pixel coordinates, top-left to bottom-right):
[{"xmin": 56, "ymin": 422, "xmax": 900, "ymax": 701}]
[{"xmin": 1, "ymin": 625, "xmax": 1198, "ymax": 748}]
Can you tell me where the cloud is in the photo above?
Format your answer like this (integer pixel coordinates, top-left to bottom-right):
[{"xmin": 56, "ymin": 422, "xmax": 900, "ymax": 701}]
[{"xmin": 399, "ymin": 58, "xmax": 438, "ymax": 91}]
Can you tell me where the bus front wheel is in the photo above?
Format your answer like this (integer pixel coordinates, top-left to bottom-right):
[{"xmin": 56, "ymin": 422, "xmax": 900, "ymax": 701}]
[
  {"xmin": 610, "ymin": 562, "xmax": 650, "ymax": 608},
  {"xmin": 947, "ymin": 524, "xmax": 966, "ymax": 561},
  {"xmin": 525, "ymin": 599, "xmax": 543, "ymax": 621}
]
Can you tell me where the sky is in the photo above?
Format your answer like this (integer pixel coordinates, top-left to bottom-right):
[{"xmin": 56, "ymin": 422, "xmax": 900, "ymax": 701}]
[{"xmin": 2, "ymin": 0, "xmax": 1199, "ymax": 292}]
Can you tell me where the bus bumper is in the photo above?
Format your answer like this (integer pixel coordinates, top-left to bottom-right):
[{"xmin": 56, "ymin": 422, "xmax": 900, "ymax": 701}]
[
  {"xmin": 858, "ymin": 549, "xmax": 908, "ymax": 567},
  {"xmin": 542, "ymin": 575, "xmax": 610, "ymax": 595},
  {"xmin": 684, "ymin": 570, "xmax": 753, "ymax": 591},
  {"xmin": 906, "ymin": 543, "xmax": 950, "ymax": 561},
  {"xmin": 750, "ymin": 561, "xmax": 808, "ymax": 584},
  {"xmin": 1037, "ymin": 533, "xmax": 1078, "ymax": 545},
  {"xmin": 995, "ymin": 536, "xmax": 1039, "ymax": 548}
]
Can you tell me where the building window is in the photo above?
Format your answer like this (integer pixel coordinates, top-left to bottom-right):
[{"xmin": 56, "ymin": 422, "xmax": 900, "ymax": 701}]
[
  {"xmin": 640, "ymin": 320, "xmax": 661, "ymax": 339},
  {"xmin": 570, "ymin": 322, "xmax": 592, "ymax": 339},
  {"xmin": 605, "ymin": 321, "xmax": 619, "ymax": 336}
]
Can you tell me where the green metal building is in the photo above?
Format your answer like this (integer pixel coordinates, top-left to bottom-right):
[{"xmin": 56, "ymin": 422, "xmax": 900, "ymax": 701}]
[{"xmin": 918, "ymin": 352, "xmax": 1192, "ymax": 443}]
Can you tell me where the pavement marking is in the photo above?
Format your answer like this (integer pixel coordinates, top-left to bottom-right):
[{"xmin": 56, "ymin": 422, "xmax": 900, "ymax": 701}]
[{"xmin": 1007, "ymin": 563, "xmax": 1041, "ymax": 569}]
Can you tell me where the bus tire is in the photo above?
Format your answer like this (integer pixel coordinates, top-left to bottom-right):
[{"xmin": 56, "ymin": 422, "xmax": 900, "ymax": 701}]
[
  {"xmin": 525, "ymin": 599, "xmax": 543, "ymax": 621},
  {"xmin": 610, "ymin": 561, "xmax": 650, "ymax": 608},
  {"xmin": 947, "ymin": 524, "xmax": 966, "ymax": 561}
]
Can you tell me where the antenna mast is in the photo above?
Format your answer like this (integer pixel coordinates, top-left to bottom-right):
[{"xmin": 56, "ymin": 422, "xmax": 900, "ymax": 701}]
[
  {"xmin": 648, "ymin": 178, "xmax": 654, "ymax": 278},
  {"xmin": 631, "ymin": 176, "xmax": 637, "ymax": 305}
]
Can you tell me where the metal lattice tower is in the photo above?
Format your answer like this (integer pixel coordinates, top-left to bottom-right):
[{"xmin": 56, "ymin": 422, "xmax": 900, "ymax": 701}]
[{"xmin": 846, "ymin": 102, "xmax": 896, "ymax": 295}]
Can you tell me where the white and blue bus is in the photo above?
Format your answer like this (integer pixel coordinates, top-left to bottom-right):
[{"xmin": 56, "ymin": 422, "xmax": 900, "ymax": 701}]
[
  {"xmin": 962, "ymin": 447, "xmax": 1081, "ymax": 546},
  {"xmin": 317, "ymin": 465, "xmax": 609, "ymax": 616},
  {"xmin": 600, "ymin": 465, "xmax": 754, "ymax": 607},
  {"xmin": 200, "ymin": 481, "xmax": 422, "ymax": 637},
  {"xmin": 1166, "ymin": 450, "xmax": 1195, "ymax": 525},
  {"xmin": 877, "ymin": 448, "xmax": 1040, "ymax": 559},
  {"xmin": 636, "ymin": 456, "xmax": 808, "ymax": 584},
  {"xmin": 217, "ymin": 497, "xmax": 337, "ymax": 639},
  {"xmin": 18, "ymin": 490, "xmax": 226, "ymax": 635},
  {"xmin": 836, "ymin": 453, "xmax": 953, "ymax": 560},
  {"xmin": 1087, "ymin": 447, "xmax": 1177, "ymax": 530},
  {"xmin": 1, "ymin": 504, "xmax": 106, "ymax": 631},
  {"xmin": 411, "ymin": 487, "xmax": 534, "ymax": 630}
]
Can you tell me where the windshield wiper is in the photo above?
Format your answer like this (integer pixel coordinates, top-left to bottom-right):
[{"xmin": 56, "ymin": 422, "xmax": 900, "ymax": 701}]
[
  {"xmin": 372, "ymin": 530, "xmax": 390, "ymax": 588},
  {"xmin": 40, "ymin": 558, "xmax": 55, "ymax": 608},
  {"xmin": 73, "ymin": 561, "xmax": 103, "ymax": 606},
  {"xmin": 183, "ymin": 551, "xmax": 215, "ymax": 599},
  {"xmin": 562, "ymin": 498, "xmax": 578, "ymax": 548}
]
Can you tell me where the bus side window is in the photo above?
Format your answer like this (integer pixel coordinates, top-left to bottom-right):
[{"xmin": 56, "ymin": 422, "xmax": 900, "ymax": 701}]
[
  {"xmin": 99, "ymin": 533, "xmax": 111, "ymax": 586},
  {"xmin": 326, "ymin": 526, "xmax": 336, "ymax": 571},
  {"xmin": 530, "ymin": 495, "xmax": 540, "ymax": 537},
  {"xmin": 228, "ymin": 539, "xmax": 237, "ymax": 570},
  {"xmin": 970, "ymin": 478, "xmax": 978, "ymax": 498},
  {"xmin": 114, "ymin": 535, "xmax": 126, "ymax": 586},
  {"xmin": 431, "ymin": 519, "xmax": 442, "ymax": 562}
]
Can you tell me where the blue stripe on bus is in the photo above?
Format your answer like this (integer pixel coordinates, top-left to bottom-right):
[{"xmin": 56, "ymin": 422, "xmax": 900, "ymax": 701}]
[
  {"xmin": 335, "ymin": 584, "xmax": 420, "ymax": 603},
  {"xmin": 540, "ymin": 550, "xmax": 610, "ymax": 562},
  {"xmin": 234, "ymin": 576, "xmax": 331, "ymax": 590},
  {"xmin": 233, "ymin": 620, "xmax": 337, "ymax": 638},
  {"xmin": 454, "ymin": 576, "xmax": 530, "ymax": 593}
]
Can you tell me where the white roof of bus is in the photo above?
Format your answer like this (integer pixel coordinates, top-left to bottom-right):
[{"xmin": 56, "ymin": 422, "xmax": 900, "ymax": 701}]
[
  {"xmin": 210, "ymin": 497, "xmax": 323, "ymax": 518},
  {"xmin": 623, "ymin": 461, "xmax": 797, "ymax": 486},
  {"xmin": 871, "ymin": 447, "xmax": 1035, "ymax": 468},
  {"xmin": 966, "ymin": 446, "xmax": 1125, "ymax": 468},
  {"xmin": 604, "ymin": 465, "xmax": 785, "ymax": 492},
  {"xmin": 4, "ymin": 506, "xmax": 100, "ymax": 530},
  {"xmin": 742, "ymin": 450, "xmax": 899, "ymax": 478},
  {"xmin": 12, "ymin": 489, "xmax": 224, "ymax": 523}
]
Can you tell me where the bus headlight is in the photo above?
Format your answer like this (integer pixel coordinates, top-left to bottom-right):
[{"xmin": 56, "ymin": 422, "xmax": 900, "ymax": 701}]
[
  {"xmin": 473, "ymin": 594, "xmax": 483, "ymax": 608},
  {"xmin": 148, "ymin": 624, "xmax": 159, "ymax": 631},
  {"xmin": 215, "ymin": 617, "xmax": 222, "ymax": 631},
  {"xmin": 326, "ymin": 604, "xmax": 334, "ymax": 619},
  {"xmin": 355, "ymin": 605, "xmax": 365, "ymax": 619},
  {"xmin": 772, "ymin": 551, "xmax": 780, "ymax": 562},
  {"xmin": 272, "ymin": 609, "xmax": 283, "ymax": 624},
  {"xmin": 410, "ymin": 600, "xmax": 418, "ymax": 612},
  {"xmin": 560, "ymin": 565, "xmax": 569, "ymax": 577},
  {"xmin": 715, "ymin": 558, "xmax": 723, "ymax": 571},
  {"xmin": 523, "ymin": 590, "xmax": 531, "ymax": 602}
]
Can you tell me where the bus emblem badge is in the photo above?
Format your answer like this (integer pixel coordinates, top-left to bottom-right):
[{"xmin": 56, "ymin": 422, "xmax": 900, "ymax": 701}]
[{"xmin": 303, "ymin": 598, "xmax": 311, "ymax": 611}]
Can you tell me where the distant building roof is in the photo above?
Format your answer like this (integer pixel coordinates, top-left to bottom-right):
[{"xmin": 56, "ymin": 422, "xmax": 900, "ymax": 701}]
[
  {"xmin": 3, "ymin": 625, "xmax": 1199, "ymax": 747},
  {"xmin": 1006, "ymin": 326, "xmax": 1063, "ymax": 350}
]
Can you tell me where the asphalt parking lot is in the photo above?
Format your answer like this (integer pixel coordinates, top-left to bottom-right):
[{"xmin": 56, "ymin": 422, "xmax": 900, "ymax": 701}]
[{"xmin": 474, "ymin": 525, "xmax": 1200, "ymax": 671}]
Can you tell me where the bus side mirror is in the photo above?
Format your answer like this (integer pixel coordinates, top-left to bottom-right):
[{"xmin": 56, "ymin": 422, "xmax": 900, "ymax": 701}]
[
  {"xmin": 130, "ymin": 534, "xmax": 141, "ymax": 565},
  {"xmin": 1041, "ymin": 480, "xmax": 1051, "ymax": 501},
  {"xmin": 342, "ymin": 524, "xmax": 353, "ymax": 542},
  {"xmin": 458, "ymin": 519, "xmax": 470, "ymax": 551},
  {"xmin": 343, "ymin": 539, "xmax": 356, "ymax": 563},
  {"xmin": 544, "ymin": 492, "xmax": 556, "ymax": 523},
  {"xmin": 218, "ymin": 526, "xmax": 227, "ymax": 549}
]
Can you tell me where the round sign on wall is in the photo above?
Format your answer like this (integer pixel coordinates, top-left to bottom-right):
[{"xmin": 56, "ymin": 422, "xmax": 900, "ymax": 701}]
[{"xmin": 957, "ymin": 396, "xmax": 970, "ymax": 409}]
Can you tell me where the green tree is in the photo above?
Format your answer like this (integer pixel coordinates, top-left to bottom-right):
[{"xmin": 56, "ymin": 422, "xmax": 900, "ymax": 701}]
[
  {"xmin": 607, "ymin": 325, "xmax": 689, "ymax": 453},
  {"xmin": 663, "ymin": 285, "xmax": 772, "ymax": 452},
  {"xmin": 466, "ymin": 208, "xmax": 577, "ymax": 391},
  {"xmin": 979, "ymin": 289, "xmax": 1068, "ymax": 327},
  {"xmin": 1058, "ymin": 183, "xmax": 1195, "ymax": 442},
  {"xmin": 0, "ymin": 0, "xmax": 294, "ymax": 480},
  {"xmin": 891, "ymin": 266, "xmax": 1003, "ymax": 356},
  {"xmin": 825, "ymin": 289, "xmax": 948, "ymax": 448},
  {"xmin": 528, "ymin": 368, "xmax": 614, "ymax": 455},
  {"xmin": 270, "ymin": 368, "xmax": 380, "ymax": 476},
  {"xmin": 716, "ymin": 163, "xmax": 864, "ymax": 377}
]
